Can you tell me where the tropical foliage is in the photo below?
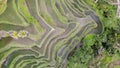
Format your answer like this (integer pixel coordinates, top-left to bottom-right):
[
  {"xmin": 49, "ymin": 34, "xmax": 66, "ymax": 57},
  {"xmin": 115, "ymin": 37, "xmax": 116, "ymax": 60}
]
[{"xmin": 68, "ymin": 0, "xmax": 120, "ymax": 68}]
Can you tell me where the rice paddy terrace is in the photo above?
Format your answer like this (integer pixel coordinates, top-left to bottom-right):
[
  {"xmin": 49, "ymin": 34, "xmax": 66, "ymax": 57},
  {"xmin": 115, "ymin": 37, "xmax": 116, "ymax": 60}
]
[{"xmin": 0, "ymin": 0, "xmax": 103, "ymax": 68}]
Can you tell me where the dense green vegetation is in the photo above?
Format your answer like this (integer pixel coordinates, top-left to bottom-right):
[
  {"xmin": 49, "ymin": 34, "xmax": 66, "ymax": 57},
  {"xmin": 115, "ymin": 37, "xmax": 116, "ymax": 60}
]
[{"xmin": 67, "ymin": 0, "xmax": 120, "ymax": 68}]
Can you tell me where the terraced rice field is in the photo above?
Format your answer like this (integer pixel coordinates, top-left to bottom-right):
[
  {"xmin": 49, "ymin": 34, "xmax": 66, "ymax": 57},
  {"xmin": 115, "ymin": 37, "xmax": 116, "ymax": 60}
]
[{"xmin": 1, "ymin": 0, "xmax": 119, "ymax": 68}]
